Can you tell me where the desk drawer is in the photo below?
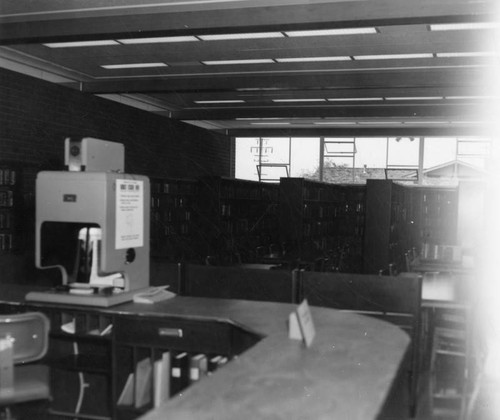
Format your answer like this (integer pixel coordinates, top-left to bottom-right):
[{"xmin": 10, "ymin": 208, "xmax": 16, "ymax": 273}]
[{"xmin": 114, "ymin": 316, "xmax": 233, "ymax": 354}]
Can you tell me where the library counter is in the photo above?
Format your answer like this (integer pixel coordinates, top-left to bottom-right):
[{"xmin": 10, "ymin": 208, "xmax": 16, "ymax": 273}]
[
  {"xmin": 140, "ymin": 300, "xmax": 409, "ymax": 420},
  {"xmin": 0, "ymin": 285, "xmax": 410, "ymax": 420}
]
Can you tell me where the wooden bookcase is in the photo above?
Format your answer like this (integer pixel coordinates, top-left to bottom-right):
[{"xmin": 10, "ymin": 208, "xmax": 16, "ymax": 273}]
[
  {"xmin": 27, "ymin": 306, "xmax": 115, "ymax": 419},
  {"xmin": 113, "ymin": 315, "xmax": 259, "ymax": 420},
  {"xmin": 414, "ymin": 187, "xmax": 458, "ymax": 247},
  {"xmin": 196, "ymin": 176, "xmax": 280, "ymax": 265},
  {"xmin": 149, "ymin": 178, "xmax": 200, "ymax": 262},
  {"xmin": 0, "ymin": 163, "xmax": 21, "ymax": 254},
  {"xmin": 279, "ymin": 178, "xmax": 366, "ymax": 271},
  {"xmin": 363, "ymin": 180, "xmax": 458, "ymax": 274}
]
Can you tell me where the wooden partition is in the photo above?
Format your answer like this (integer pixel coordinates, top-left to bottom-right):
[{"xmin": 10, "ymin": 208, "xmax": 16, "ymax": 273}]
[
  {"xmin": 299, "ymin": 271, "xmax": 422, "ymax": 417},
  {"xmin": 181, "ymin": 263, "xmax": 298, "ymax": 303},
  {"xmin": 150, "ymin": 259, "xmax": 183, "ymax": 293},
  {"xmin": 300, "ymin": 272, "xmax": 421, "ymax": 316}
]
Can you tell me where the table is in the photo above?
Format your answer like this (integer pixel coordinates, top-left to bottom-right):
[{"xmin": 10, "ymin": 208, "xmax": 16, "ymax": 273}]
[
  {"xmin": 410, "ymin": 257, "xmax": 474, "ymax": 277},
  {"xmin": 421, "ymin": 272, "xmax": 470, "ymax": 308}
]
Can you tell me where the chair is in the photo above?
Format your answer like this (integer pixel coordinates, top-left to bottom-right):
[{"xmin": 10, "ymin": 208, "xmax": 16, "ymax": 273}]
[{"xmin": 0, "ymin": 312, "xmax": 51, "ymax": 419}]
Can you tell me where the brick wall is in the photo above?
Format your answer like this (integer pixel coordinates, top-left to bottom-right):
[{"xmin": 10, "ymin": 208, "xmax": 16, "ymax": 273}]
[
  {"xmin": 0, "ymin": 67, "xmax": 232, "ymax": 178},
  {"xmin": 0, "ymin": 67, "xmax": 232, "ymax": 284}
]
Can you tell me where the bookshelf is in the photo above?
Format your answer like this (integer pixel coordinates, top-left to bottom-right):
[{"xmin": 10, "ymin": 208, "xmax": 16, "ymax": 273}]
[
  {"xmin": 12, "ymin": 302, "xmax": 260, "ymax": 420},
  {"xmin": 197, "ymin": 176, "xmax": 280, "ymax": 265},
  {"xmin": 31, "ymin": 306, "xmax": 114, "ymax": 418},
  {"xmin": 279, "ymin": 178, "xmax": 366, "ymax": 271},
  {"xmin": 363, "ymin": 180, "xmax": 458, "ymax": 274},
  {"xmin": 113, "ymin": 315, "xmax": 260, "ymax": 419},
  {"xmin": 337, "ymin": 185, "xmax": 366, "ymax": 272},
  {"xmin": 149, "ymin": 178, "xmax": 200, "ymax": 261},
  {"xmin": 0, "ymin": 164, "xmax": 21, "ymax": 254},
  {"xmin": 415, "ymin": 187, "xmax": 458, "ymax": 247}
]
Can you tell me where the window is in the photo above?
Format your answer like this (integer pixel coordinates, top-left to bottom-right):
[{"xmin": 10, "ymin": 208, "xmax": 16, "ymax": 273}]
[
  {"xmin": 354, "ymin": 138, "xmax": 387, "ymax": 167},
  {"xmin": 235, "ymin": 137, "xmax": 319, "ymax": 181},
  {"xmin": 290, "ymin": 138, "xmax": 320, "ymax": 177},
  {"xmin": 387, "ymin": 137, "xmax": 420, "ymax": 167},
  {"xmin": 424, "ymin": 138, "xmax": 457, "ymax": 168},
  {"xmin": 235, "ymin": 136, "xmax": 491, "ymax": 185}
]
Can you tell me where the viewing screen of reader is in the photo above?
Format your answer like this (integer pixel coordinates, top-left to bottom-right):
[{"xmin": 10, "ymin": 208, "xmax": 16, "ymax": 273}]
[{"xmin": 40, "ymin": 221, "xmax": 100, "ymax": 285}]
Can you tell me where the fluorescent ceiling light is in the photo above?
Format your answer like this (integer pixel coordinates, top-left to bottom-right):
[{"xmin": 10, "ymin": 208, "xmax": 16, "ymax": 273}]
[
  {"xmin": 236, "ymin": 87, "xmax": 282, "ymax": 91},
  {"xmin": 272, "ymin": 99, "xmax": 325, "ymax": 102},
  {"xmin": 436, "ymin": 52, "xmax": 494, "ymax": 58},
  {"xmin": 285, "ymin": 27, "xmax": 377, "ymax": 37},
  {"xmin": 236, "ymin": 117, "xmax": 284, "ymax": 120},
  {"xmin": 251, "ymin": 122, "xmax": 291, "ymax": 125},
  {"xmin": 430, "ymin": 22, "xmax": 499, "ymax": 31},
  {"xmin": 118, "ymin": 36, "xmax": 198, "ymax": 44},
  {"xmin": 404, "ymin": 121, "xmax": 448, "ymax": 124},
  {"xmin": 44, "ymin": 40, "xmax": 119, "ymax": 48},
  {"xmin": 199, "ymin": 32, "xmax": 284, "ymax": 41},
  {"xmin": 276, "ymin": 56, "xmax": 351, "ymax": 63},
  {"xmin": 328, "ymin": 97, "xmax": 384, "ymax": 101},
  {"xmin": 445, "ymin": 96, "xmax": 490, "ymax": 100},
  {"xmin": 195, "ymin": 100, "xmax": 245, "ymax": 104},
  {"xmin": 101, "ymin": 62, "xmax": 167, "ymax": 69},
  {"xmin": 450, "ymin": 121, "xmax": 480, "ymax": 124},
  {"xmin": 354, "ymin": 53, "xmax": 433, "ymax": 60},
  {"xmin": 314, "ymin": 121, "xmax": 357, "ymax": 125},
  {"xmin": 385, "ymin": 96, "xmax": 443, "ymax": 100},
  {"xmin": 202, "ymin": 59, "xmax": 275, "ymax": 65},
  {"xmin": 357, "ymin": 121, "xmax": 402, "ymax": 125}
]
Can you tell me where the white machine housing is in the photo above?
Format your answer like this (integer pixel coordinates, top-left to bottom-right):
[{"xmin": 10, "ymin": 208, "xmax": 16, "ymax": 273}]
[
  {"xmin": 35, "ymin": 170, "xmax": 150, "ymax": 292},
  {"xmin": 65, "ymin": 137, "xmax": 124, "ymax": 172}
]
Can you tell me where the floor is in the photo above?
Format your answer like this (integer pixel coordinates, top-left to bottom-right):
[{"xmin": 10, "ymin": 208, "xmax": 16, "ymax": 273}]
[
  {"xmin": 411, "ymin": 370, "xmax": 499, "ymax": 420},
  {"xmin": 7, "ymin": 367, "xmax": 499, "ymax": 420}
]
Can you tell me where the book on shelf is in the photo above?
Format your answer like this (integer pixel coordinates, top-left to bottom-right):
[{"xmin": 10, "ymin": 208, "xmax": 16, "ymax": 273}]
[
  {"xmin": 208, "ymin": 355, "xmax": 222, "ymax": 374},
  {"xmin": 171, "ymin": 352, "xmax": 189, "ymax": 396},
  {"xmin": 117, "ymin": 372, "xmax": 134, "ymax": 406},
  {"xmin": 207, "ymin": 355, "xmax": 229, "ymax": 375},
  {"xmin": 154, "ymin": 351, "xmax": 171, "ymax": 408},
  {"xmin": 189, "ymin": 353, "xmax": 208, "ymax": 383},
  {"xmin": 135, "ymin": 357, "xmax": 153, "ymax": 409}
]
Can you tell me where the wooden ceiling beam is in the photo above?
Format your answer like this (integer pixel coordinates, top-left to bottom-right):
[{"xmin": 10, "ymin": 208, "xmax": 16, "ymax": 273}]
[
  {"xmin": 39, "ymin": 57, "xmax": 491, "ymax": 81},
  {"xmin": 152, "ymin": 86, "xmax": 489, "ymax": 103},
  {"xmin": 225, "ymin": 125, "xmax": 489, "ymax": 137},
  {"xmin": 169, "ymin": 104, "xmax": 477, "ymax": 120},
  {"xmin": 78, "ymin": 67, "xmax": 485, "ymax": 93}
]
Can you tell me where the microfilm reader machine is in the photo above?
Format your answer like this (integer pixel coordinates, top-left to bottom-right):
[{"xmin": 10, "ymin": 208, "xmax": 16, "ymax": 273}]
[{"xmin": 26, "ymin": 137, "xmax": 151, "ymax": 307}]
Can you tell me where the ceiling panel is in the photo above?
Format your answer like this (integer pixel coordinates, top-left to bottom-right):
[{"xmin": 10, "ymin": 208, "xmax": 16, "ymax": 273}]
[{"xmin": 0, "ymin": 0, "xmax": 498, "ymax": 136}]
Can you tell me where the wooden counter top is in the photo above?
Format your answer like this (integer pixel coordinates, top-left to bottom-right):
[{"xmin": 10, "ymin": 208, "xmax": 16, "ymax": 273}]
[
  {"xmin": 0, "ymin": 285, "xmax": 410, "ymax": 420},
  {"xmin": 127, "ymin": 298, "xmax": 409, "ymax": 420}
]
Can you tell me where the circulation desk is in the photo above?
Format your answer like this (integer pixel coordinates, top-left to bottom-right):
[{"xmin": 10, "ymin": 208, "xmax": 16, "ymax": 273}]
[{"xmin": 0, "ymin": 285, "xmax": 410, "ymax": 420}]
